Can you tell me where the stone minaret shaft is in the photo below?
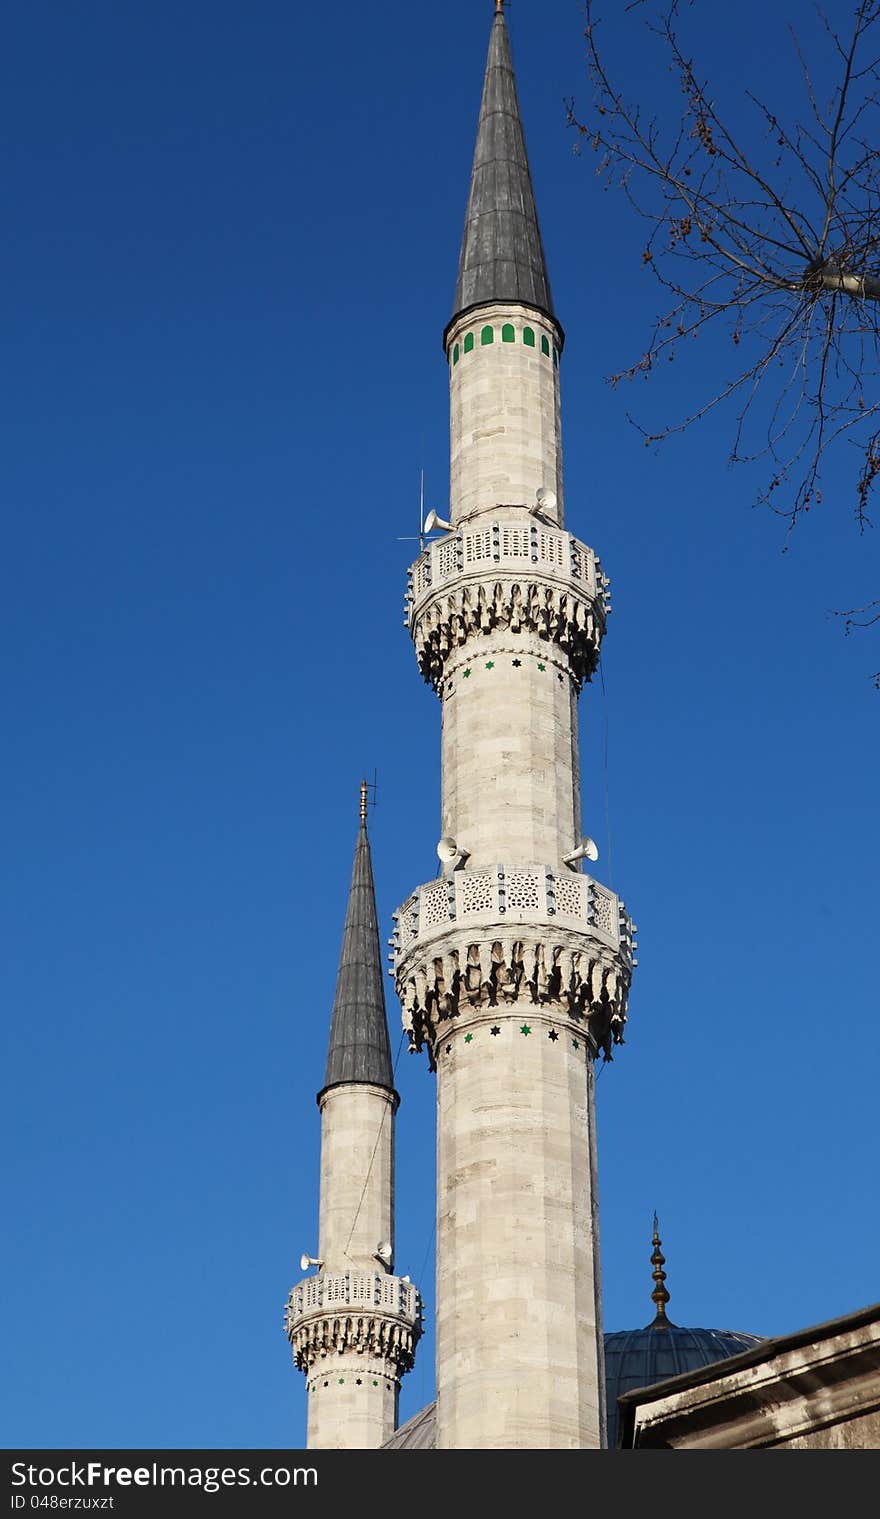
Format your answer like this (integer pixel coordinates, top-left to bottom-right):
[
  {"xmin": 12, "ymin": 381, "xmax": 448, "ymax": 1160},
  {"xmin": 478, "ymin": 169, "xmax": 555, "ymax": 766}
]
[
  {"xmin": 393, "ymin": 9, "xmax": 635, "ymax": 1450},
  {"xmin": 285, "ymin": 789, "xmax": 421, "ymax": 1448}
]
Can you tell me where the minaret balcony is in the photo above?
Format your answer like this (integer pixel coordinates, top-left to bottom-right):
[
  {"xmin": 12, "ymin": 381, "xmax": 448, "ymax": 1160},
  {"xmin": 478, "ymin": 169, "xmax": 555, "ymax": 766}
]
[
  {"xmin": 284, "ymin": 1271, "xmax": 423, "ymax": 1374},
  {"xmin": 391, "ymin": 866, "xmax": 635, "ymax": 1065},
  {"xmin": 405, "ymin": 519, "xmax": 610, "ymax": 691}
]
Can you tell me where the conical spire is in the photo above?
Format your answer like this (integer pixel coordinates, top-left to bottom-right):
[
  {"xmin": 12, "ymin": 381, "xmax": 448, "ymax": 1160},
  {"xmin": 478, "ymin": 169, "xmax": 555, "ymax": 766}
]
[
  {"xmin": 322, "ymin": 784, "xmax": 394, "ymax": 1092},
  {"xmin": 450, "ymin": 5, "xmax": 555, "ymax": 328}
]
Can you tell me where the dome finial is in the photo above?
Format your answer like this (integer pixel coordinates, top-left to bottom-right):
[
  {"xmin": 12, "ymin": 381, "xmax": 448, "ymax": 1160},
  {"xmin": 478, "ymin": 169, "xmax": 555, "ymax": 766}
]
[
  {"xmin": 649, "ymin": 1212, "xmax": 671, "ymax": 1327},
  {"xmin": 494, "ymin": 0, "xmax": 505, "ymax": 13}
]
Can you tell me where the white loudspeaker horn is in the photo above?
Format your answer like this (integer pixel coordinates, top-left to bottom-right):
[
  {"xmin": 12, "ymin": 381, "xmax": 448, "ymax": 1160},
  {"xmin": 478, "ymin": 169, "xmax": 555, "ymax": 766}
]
[
  {"xmin": 437, "ymin": 836, "xmax": 470, "ymax": 866},
  {"xmin": 374, "ymin": 1241, "xmax": 393, "ymax": 1268},
  {"xmin": 299, "ymin": 1253, "xmax": 323, "ymax": 1272},
  {"xmin": 424, "ymin": 509, "xmax": 452, "ymax": 533},
  {"xmin": 534, "ymin": 486, "xmax": 557, "ymax": 517},
  {"xmin": 563, "ymin": 836, "xmax": 599, "ymax": 868}
]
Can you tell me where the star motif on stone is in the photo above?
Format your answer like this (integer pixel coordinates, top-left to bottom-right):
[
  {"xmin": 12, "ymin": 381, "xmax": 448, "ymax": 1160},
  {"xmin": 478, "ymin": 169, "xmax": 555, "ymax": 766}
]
[
  {"xmin": 558, "ymin": 673, "xmax": 565, "ymax": 683},
  {"xmin": 572, "ymin": 1038, "xmax": 580, "ymax": 1050},
  {"xmin": 338, "ymin": 1377, "xmax": 345, "ymax": 1385},
  {"xmin": 445, "ymin": 1043, "xmax": 452, "ymax": 1055},
  {"xmin": 537, "ymin": 661, "xmax": 546, "ymax": 671},
  {"xmin": 512, "ymin": 658, "xmax": 522, "ymax": 667},
  {"xmin": 520, "ymin": 1023, "xmax": 531, "ymax": 1036},
  {"xmin": 490, "ymin": 1025, "xmax": 500, "ymax": 1036},
  {"xmin": 463, "ymin": 667, "xmax": 472, "ymax": 678},
  {"xmin": 464, "ymin": 1032, "xmax": 473, "ymax": 1043},
  {"xmin": 548, "ymin": 1028, "xmax": 559, "ymax": 1042},
  {"xmin": 356, "ymin": 1378, "xmax": 362, "ymax": 1385},
  {"xmin": 485, "ymin": 660, "xmax": 494, "ymax": 670}
]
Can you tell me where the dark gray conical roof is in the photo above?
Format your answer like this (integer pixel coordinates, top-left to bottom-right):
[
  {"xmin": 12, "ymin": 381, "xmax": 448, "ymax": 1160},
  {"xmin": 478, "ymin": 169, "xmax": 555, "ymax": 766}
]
[
  {"xmin": 450, "ymin": 7, "xmax": 555, "ymax": 329},
  {"xmin": 322, "ymin": 814, "xmax": 394, "ymax": 1093}
]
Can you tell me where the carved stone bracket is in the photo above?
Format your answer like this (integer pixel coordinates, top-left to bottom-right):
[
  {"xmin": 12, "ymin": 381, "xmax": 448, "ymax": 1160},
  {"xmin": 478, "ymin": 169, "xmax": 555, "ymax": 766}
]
[
  {"xmin": 395, "ymin": 928, "xmax": 631, "ymax": 1068},
  {"xmin": 287, "ymin": 1312, "xmax": 420, "ymax": 1375},
  {"xmin": 411, "ymin": 578, "xmax": 604, "ymax": 692}
]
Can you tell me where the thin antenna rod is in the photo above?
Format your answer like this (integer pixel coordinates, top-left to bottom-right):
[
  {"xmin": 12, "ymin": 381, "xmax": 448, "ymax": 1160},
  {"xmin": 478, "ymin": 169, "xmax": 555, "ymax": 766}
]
[
  {"xmin": 395, "ymin": 467, "xmax": 429, "ymax": 546},
  {"xmin": 359, "ymin": 773, "xmax": 379, "ymax": 823}
]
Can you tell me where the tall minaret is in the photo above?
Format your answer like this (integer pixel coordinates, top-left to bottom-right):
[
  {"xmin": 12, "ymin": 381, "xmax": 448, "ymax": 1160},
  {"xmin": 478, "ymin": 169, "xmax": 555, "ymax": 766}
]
[
  {"xmin": 392, "ymin": 6, "xmax": 635, "ymax": 1449},
  {"xmin": 285, "ymin": 784, "xmax": 422, "ymax": 1449}
]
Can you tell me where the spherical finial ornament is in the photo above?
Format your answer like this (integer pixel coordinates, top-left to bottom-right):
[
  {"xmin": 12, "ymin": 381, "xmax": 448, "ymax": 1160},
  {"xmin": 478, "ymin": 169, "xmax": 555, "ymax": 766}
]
[
  {"xmin": 359, "ymin": 779, "xmax": 369, "ymax": 826},
  {"xmin": 650, "ymin": 1212, "xmax": 671, "ymax": 1326}
]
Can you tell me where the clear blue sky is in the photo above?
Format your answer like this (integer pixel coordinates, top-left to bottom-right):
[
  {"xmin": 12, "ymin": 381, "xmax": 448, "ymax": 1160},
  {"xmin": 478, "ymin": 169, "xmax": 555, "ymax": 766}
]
[{"xmin": 3, "ymin": 0, "xmax": 878, "ymax": 1448}]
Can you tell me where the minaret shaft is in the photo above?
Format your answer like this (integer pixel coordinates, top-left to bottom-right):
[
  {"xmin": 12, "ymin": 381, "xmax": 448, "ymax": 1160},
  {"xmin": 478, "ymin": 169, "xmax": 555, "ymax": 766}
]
[
  {"xmin": 317, "ymin": 1082, "xmax": 395, "ymax": 1274},
  {"xmin": 447, "ymin": 304, "xmax": 564, "ymax": 528},
  {"xmin": 441, "ymin": 643, "xmax": 582, "ymax": 870},
  {"xmin": 436, "ymin": 1020, "xmax": 604, "ymax": 1448}
]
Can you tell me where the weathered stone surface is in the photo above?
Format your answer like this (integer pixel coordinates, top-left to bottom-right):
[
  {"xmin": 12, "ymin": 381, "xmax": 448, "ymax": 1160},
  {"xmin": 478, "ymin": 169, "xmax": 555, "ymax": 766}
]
[
  {"xmin": 446, "ymin": 305, "xmax": 564, "ymax": 529},
  {"xmin": 619, "ymin": 1303, "xmax": 880, "ymax": 1450}
]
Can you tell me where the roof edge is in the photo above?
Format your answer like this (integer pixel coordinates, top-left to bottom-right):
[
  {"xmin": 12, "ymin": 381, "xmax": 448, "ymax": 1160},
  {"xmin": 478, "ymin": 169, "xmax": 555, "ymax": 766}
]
[{"xmin": 443, "ymin": 299, "xmax": 564, "ymax": 352}]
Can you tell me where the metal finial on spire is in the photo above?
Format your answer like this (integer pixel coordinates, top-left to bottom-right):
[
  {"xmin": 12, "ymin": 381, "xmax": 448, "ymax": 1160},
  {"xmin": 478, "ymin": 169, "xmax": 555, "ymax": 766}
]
[
  {"xmin": 649, "ymin": 1213, "xmax": 671, "ymax": 1327},
  {"xmin": 494, "ymin": 0, "xmax": 505, "ymax": 13},
  {"xmin": 359, "ymin": 778, "xmax": 369, "ymax": 827}
]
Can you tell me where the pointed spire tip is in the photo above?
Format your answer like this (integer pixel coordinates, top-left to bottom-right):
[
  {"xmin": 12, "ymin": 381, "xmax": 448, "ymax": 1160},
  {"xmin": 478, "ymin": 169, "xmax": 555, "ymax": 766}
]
[
  {"xmin": 321, "ymin": 790, "xmax": 394, "ymax": 1094},
  {"xmin": 448, "ymin": 0, "xmax": 556, "ymax": 333}
]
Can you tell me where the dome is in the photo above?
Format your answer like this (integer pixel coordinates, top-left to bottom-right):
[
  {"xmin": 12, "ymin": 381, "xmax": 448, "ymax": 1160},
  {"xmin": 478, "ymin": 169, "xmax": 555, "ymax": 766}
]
[
  {"xmin": 603, "ymin": 1217, "xmax": 762, "ymax": 1445},
  {"xmin": 604, "ymin": 1322, "xmax": 762, "ymax": 1446}
]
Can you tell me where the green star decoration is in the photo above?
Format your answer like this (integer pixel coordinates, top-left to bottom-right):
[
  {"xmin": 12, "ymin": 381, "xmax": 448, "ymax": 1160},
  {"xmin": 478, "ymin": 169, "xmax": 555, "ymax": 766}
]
[
  {"xmin": 572, "ymin": 1039, "xmax": 580, "ymax": 1050},
  {"xmin": 537, "ymin": 661, "xmax": 546, "ymax": 671},
  {"xmin": 485, "ymin": 660, "xmax": 494, "ymax": 669},
  {"xmin": 463, "ymin": 667, "xmax": 472, "ymax": 678},
  {"xmin": 520, "ymin": 1024, "xmax": 532, "ymax": 1036},
  {"xmin": 464, "ymin": 1032, "xmax": 473, "ymax": 1043}
]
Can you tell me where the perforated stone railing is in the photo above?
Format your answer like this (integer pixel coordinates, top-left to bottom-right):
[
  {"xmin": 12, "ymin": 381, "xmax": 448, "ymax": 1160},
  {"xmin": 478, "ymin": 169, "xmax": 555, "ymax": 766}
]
[
  {"xmin": 391, "ymin": 866, "xmax": 634, "ymax": 961},
  {"xmin": 284, "ymin": 1271, "xmax": 423, "ymax": 1375},
  {"xmin": 286, "ymin": 1271, "xmax": 421, "ymax": 1324},
  {"xmin": 406, "ymin": 520, "xmax": 608, "ymax": 608}
]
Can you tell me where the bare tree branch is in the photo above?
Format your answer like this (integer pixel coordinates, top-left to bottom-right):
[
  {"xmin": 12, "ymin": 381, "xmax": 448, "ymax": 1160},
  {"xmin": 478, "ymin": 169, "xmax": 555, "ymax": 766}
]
[{"xmin": 569, "ymin": 1, "xmax": 880, "ymax": 681}]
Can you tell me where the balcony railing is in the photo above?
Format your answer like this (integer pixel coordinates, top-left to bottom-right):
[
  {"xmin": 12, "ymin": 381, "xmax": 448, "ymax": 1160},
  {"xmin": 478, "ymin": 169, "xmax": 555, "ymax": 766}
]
[
  {"xmin": 285, "ymin": 1271, "xmax": 421, "ymax": 1331},
  {"xmin": 405, "ymin": 520, "xmax": 609, "ymax": 618},
  {"xmin": 392, "ymin": 866, "xmax": 634, "ymax": 962}
]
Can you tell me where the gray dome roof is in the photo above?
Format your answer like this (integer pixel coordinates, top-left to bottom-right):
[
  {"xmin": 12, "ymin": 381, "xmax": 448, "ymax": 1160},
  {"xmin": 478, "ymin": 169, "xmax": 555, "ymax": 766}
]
[
  {"xmin": 604, "ymin": 1323, "xmax": 763, "ymax": 1446},
  {"xmin": 382, "ymin": 1320, "xmax": 764, "ymax": 1450}
]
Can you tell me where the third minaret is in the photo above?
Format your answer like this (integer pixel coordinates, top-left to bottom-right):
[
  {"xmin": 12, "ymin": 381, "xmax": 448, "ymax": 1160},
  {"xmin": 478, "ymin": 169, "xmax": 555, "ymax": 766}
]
[{"xmin": 392, "ymin": 8, "xmax": 635, "ymax": 1449}]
